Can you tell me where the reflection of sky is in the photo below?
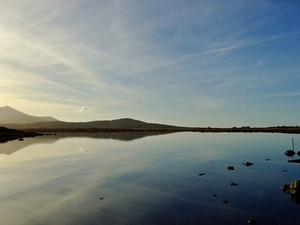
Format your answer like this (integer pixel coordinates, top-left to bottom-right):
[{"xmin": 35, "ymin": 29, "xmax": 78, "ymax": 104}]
[{"xmin": 0, "ymin": 133, "xmax": 300, "ymax": 224}]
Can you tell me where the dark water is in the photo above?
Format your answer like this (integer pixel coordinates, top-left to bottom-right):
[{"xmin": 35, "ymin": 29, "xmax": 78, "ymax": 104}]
[{"xmin": 0, "ymin": 132, "xmax": 300, "ymax": 225}]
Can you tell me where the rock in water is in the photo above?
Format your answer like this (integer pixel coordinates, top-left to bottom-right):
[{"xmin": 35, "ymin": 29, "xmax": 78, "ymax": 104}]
[
  {"xmin": 247, "ymin": 219, "xmax": 257, "ymax": 224},
  {"xmin": 242, "ymin": 162, "xmax": 253, "ymax": 166},
  {"xmin": 284, "ymin": 150, "xmax": 295, "ymax": 157},
  {"xmin": 227, "ymin": 166, "xmax": 234, "ymax": 170},
  {"xmin": 281, "ymin": 180, "xmax": 300, "ymax": 195}
]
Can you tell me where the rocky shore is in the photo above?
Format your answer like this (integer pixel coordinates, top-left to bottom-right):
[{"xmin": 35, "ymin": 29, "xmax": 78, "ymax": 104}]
[{"xmin": 0, "ymin": 126, "xmax": 44, "ymax": 143}]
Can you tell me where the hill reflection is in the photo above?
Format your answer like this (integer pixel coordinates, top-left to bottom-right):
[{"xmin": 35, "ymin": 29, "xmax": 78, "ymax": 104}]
[{"xmin": 0, "ymin": 132, "xmax": 172, "ymax": 155}]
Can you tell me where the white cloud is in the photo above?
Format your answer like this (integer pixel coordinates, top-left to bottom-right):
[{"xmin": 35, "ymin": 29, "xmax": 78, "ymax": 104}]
[{"xmin": 78, "ymin": 106, "xmax": 90, "ymax": 114}]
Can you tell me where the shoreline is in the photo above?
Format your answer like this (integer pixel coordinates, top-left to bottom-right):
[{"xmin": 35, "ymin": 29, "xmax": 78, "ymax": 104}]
[
  {"xmin": 1, "ymin": 126, "xmax": 300, "ymax": 143},
  {"xmin": 14, "ymin": 126, "xmax": 300, "ymax": 134}
]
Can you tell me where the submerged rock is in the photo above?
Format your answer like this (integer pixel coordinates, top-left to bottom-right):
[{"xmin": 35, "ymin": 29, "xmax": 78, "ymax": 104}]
[{"xmin": 229, "ymin": 182, "xmax": 239, "ymax": 186}]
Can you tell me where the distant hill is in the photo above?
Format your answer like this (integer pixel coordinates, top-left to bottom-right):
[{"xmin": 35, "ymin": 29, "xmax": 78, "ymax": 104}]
[
  {"xmin": 1, "ymin": 107, "xmax": 300, "ymax": 134},
  {"xmin": 2, "ymin": 118, "xmax": 180, "ymax": 130},
  {"xmin": 0, "ymin": 106, "xmax": 58, "ymax": 124},
  {"xmin": 0, "ymin": 106, "xmax": 179, "ymax": 131}
]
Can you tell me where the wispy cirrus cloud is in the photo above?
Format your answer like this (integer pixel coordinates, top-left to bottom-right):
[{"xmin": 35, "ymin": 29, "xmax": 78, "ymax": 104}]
[
  {"xmin": 250, "ymin": 91, "xmax": 300, "ymax": 99},
  {"xmin": 0, "ymin": 0, "xmax": 299, "ymax": 125}
]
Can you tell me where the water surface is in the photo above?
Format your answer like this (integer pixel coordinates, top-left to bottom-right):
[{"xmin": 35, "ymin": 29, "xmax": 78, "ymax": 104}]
[{"xmin": 0, "ymin": 132, "xmax": 299, "ymax": 225}]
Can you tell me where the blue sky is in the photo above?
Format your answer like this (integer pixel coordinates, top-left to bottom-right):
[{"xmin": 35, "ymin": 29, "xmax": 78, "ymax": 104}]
[{"xmin": 0, "ymin": 0, "xmax": 300, "ymax": 127}]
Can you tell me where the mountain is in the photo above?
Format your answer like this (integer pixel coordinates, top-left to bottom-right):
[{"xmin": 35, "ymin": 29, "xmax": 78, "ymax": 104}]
[{"xmin": 0, "ymin": 106, "xmax": 58, "ymax": 124}]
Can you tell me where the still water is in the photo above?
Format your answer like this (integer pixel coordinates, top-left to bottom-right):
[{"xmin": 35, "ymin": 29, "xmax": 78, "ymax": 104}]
[{"xmin": 0, "ymin": 132, "xmax": 300, "ymax": 225}]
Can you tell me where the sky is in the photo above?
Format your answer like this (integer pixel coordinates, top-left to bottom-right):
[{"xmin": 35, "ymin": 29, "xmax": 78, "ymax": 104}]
[{"xmin": 0, "ymin": 0, "xmax": 300, "ymax": 127}]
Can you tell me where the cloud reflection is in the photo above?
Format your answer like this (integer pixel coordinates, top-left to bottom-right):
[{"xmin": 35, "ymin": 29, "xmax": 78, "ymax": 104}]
[{"xmin": 0, "ymin": 133, "xmax": 299, "ymax": 224}]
